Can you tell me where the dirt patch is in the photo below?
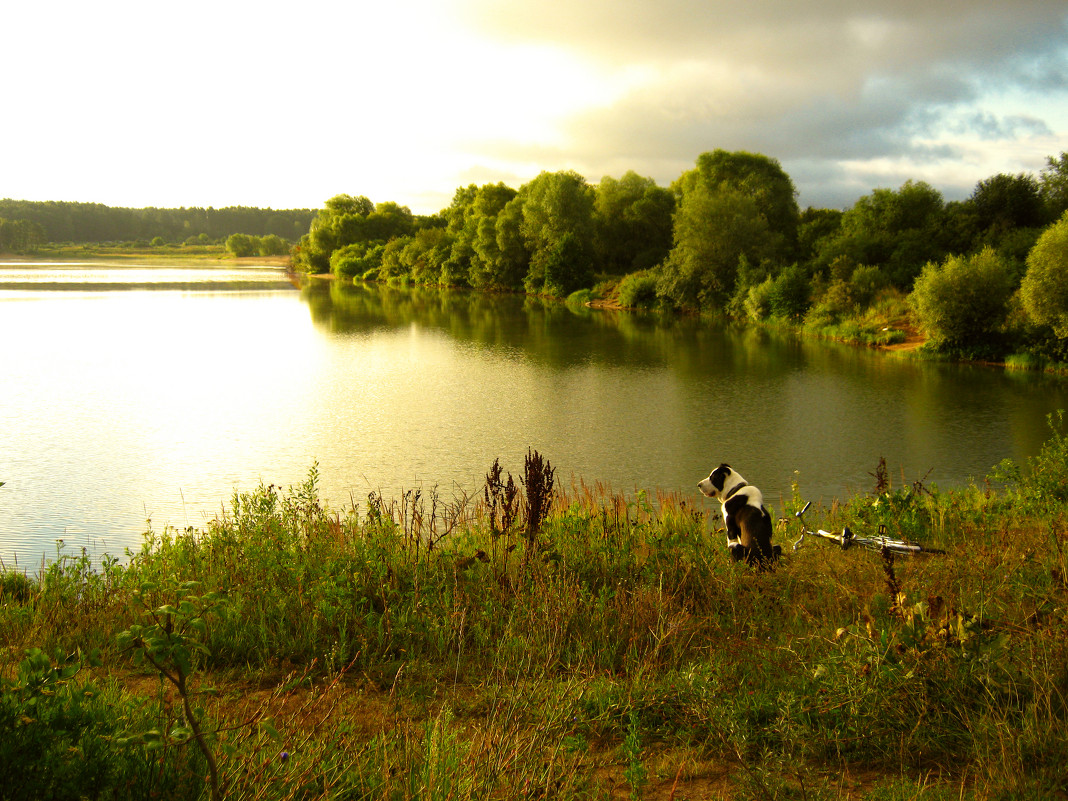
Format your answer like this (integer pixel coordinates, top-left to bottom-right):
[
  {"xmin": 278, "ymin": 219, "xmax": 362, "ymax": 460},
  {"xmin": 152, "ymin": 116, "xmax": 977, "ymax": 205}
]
[{"xmin": 882, "ymin": 322, "xmax": 926, "ymax": 352}]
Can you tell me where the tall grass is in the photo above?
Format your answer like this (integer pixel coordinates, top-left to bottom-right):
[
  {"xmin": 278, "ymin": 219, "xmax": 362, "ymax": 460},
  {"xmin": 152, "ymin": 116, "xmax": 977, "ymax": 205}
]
[{"xmin": 2, "ymin": 439, "xmax": 1067, "ymax": 798}]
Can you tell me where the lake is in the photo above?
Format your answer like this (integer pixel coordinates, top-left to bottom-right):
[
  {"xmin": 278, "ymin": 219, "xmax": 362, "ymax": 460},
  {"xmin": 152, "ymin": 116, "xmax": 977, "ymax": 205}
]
[{"xmin": 2, "ymin": 261, "xmax": 1066, "ymax": 569}]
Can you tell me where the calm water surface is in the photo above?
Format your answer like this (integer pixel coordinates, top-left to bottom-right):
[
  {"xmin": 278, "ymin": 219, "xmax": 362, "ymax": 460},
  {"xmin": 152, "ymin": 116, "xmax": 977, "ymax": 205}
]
[{"xmin": 2, "ymin": 262, "xmax": 1066, "ymax": 568}]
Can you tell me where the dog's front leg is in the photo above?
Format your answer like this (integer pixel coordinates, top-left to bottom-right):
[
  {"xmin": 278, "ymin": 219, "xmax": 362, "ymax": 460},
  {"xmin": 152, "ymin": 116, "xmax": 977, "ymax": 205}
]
[{"xmin": 725, "ymin": 519, "xmax": 746, "ymax": 562}]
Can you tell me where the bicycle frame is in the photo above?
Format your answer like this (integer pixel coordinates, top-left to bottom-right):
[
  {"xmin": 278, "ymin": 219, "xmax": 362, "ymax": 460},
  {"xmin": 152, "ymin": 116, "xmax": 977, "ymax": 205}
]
[{"xmin": 790, "ymin": 501, "xmax": 943, "ymax": 555}]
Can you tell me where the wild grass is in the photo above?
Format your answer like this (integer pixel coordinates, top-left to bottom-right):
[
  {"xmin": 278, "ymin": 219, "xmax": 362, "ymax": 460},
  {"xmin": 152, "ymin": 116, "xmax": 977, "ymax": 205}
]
[{"xmin": 2, "ymin": 435, "xmax": 1067, "ymax": 799}]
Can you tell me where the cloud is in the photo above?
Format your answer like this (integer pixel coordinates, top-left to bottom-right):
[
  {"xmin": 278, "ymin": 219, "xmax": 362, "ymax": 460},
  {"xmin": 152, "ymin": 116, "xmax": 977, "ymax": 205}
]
[{"xmin": 455, "ymin": 0, "xmax": 1068, "ymax": 208}]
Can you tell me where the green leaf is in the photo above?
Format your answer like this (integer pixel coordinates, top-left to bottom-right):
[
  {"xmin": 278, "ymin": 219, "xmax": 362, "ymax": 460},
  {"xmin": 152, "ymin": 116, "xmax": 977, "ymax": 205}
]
[{"xmin": 258, "ymin": 720, "xmax": 283, "ymax": 744}]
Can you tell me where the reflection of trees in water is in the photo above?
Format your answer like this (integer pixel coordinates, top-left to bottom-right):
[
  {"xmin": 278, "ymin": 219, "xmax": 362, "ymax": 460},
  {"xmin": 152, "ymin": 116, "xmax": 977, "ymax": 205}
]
[
  {"xmin": 299, "ymin": 280, "xmax": 736, "ymax": 371},
  {"xmin": 297, "ymin": 281, "xmax": 1068, "ymax": 469}
]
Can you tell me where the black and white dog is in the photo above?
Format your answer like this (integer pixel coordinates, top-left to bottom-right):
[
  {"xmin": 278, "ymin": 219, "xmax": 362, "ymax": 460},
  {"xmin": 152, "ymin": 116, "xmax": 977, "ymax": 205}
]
[{"xmin": 698, "ymin": 464, "xmax": 779, "ymax": 567}]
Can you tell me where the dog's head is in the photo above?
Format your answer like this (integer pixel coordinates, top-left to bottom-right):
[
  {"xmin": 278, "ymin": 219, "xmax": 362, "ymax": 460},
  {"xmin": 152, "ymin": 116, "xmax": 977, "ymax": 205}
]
[{"xmin": 698, "ymin": 463, "xmax": 744, "ymax": 500}]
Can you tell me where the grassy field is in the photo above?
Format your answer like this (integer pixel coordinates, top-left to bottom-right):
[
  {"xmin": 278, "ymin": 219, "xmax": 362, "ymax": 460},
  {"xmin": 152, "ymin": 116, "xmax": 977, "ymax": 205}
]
[{"xmin": 2, "ymin": 430, "xmax": 1067, "ymax": 799}]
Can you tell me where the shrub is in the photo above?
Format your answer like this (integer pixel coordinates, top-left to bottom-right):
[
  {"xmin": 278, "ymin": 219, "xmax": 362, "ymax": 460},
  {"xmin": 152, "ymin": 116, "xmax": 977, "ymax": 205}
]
[
  {"xmin": 225, "ymin": 233, "xmax": 257, "ymax": 258},
  {"xmin": 566, "ymin": 288, "xmax": 593, "ymax": 307},
  {"xmin": 0, "ymin": 648, "xmax": 201, "ymax": 800},
  {"xmin": 1020, "ymin": 211, "xmax": 1068, "ymax": 337},
  {"xmin": 767, "ymin": 263, "xmax": 811, "ymax": 319},
  {"xmin": 849, "ymin": 264, "xmax": 885, "ymax": 307},
  {"xmin": 744, "ymin": 277, "xmax": 774, "ymax": 321},
  {"xmin": 616, "ymin": 271, "xmax": 659, "ymax": 308},
  {"xmin": 909, "ymin": 247, "xmax": 1015, "ymax": 351},
  {"xmin": 330, "ymin": 243, "xmax": 383, "ymax": 280}
]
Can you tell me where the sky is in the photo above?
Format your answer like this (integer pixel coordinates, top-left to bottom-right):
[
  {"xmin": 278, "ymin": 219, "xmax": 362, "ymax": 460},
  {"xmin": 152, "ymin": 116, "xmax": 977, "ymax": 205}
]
[{"xmin": 4, "ymin": 0, "xmax": 1066, "ymax": 216}]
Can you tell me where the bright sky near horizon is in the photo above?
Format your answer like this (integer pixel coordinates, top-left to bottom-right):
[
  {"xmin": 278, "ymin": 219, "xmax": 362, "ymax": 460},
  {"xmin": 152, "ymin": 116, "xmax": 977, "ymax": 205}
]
[{"xmin": 4, "ymin": 0, "xmax": 1066, "ymax": 215}]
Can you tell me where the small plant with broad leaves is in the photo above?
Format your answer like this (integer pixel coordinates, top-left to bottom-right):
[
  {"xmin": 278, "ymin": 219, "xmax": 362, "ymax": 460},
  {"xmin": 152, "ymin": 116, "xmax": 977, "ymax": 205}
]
[{"xmin": 117, "ymin": 579, "xmax": 228, "ymax": 801}]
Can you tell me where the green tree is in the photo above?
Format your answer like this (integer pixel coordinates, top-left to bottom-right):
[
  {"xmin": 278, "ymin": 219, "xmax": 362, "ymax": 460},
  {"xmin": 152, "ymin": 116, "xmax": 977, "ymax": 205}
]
[
  {"xmin": 520, "ymin": 171, "xmax": 595, "ymax": 295},
  {"xmin": 1040, "ymin": 152, "xmax": 1068, "ymax": 219},
  {"xmin": 225, "ymin": 233, "xmax": 256, "ymax": 257},
  {"xmin": 910, "ymin": 247, "xmax": 1015, "ymax": 351},
  {"xmin": 658, "ymin": 183, "xmax": 773, "ymax": 310},
  {"xmin": 593, "ymin": 171, "xmax": 674, "ymax": 274},
  {"xmin": 767, "ymin": 263, "xmax": 811, "ymax": 319},
  {"xmin": 1020, "ymin": 211, "xmax": 1068, "ymax": 338},
  {"xmin": 796, "ymin": 207, "xmax": 843, "ymax": 264},
  {"xmin": 817, "ymin": 180, "xmax": 947, "ymax": 288},
  {"xmin": 970, "ymin": 172, "xmax": 1047, "ymax": 234},
  {"xmin": 477, "ymin": 195, "xmax": 530, "ymax": 291},
  {"xmin": 0, "ymin": 218, "xmax": 45, "ymax": 253},
  {"xmin": 673, "ymin": 149, "xmax": 799, "ymax": 249},
  {"xmin": 257, "ymin": 233, "xmax": 288, "ymax": 256},
  {"xmin": 363, "ymin": 201, "xmax": 416, "ymax": 242},
  {"xmin": 445, "ymin": 183, "xmax": 518, "ymax": 288}
]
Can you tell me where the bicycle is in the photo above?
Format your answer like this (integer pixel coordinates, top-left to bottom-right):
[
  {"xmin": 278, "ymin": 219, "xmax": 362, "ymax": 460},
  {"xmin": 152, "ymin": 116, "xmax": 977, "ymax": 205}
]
[{"xmin": 790, "ymin": 501, "xmax": 947, "ymax": 555}]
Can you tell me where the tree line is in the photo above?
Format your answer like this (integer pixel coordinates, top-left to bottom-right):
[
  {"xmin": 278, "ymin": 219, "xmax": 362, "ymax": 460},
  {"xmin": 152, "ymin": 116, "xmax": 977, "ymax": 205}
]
[
  {"xmin": 293, "ymin": 149, "xmax": 1068, "ymax": 365},
  {"xmin": 0, "ymin": 199, "xmax": 316, "ymax": 246}
]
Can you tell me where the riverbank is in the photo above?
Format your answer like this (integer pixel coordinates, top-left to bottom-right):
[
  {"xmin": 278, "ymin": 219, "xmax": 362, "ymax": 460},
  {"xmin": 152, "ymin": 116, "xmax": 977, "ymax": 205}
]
[
  {"xmin": 3, "ymin": 434, "xmax": 1067, "ymax": 799},
  {"xmin": 9, "ymin": 243, "xmax": 292, "ymax": 268}
]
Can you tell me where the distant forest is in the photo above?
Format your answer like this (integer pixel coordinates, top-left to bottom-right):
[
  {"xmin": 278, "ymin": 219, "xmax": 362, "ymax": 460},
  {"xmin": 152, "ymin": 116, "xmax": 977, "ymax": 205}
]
[{"xmin": 0, "ymin": 199, "xmax": 316, "ymax": 245}]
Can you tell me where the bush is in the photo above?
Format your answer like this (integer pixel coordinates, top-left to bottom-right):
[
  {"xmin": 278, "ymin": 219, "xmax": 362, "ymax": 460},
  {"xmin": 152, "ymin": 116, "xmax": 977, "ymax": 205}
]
[
  {"xmin": 744, "ymin": 277, "xmax": 774, "ymax": 321},
  {"xmin": 225, "ymin": 233, "xmax": 257, "ymax": 258},
  {"xmin": 767, "ymin": 263, "xmax": 811, "ymax": 319},
  {"xmin": 0, "ymin": 648, "xmax": 201, "ymax": 800},
  {"xmin": 616, "ymin": 271, "xmax": 659, "ymax": 308},
  {"xmin": 330, "ymin": 243, "xmax": 383, "ymax": 280},
  {"xmin": 566, "ymin": 288, "xmax": 593, "ymax": 307},
  {"xmin": 909, "ymin": 247, "xmax": 1015, "ymax": 351},
  {"xmin": 1020, "ymin": 211, "xmax": 1068, "ymax": 337}
]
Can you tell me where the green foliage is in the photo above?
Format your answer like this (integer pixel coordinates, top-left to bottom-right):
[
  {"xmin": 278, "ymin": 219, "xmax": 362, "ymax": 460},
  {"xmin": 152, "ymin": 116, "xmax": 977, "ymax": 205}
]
[
  {"xmin": 330, "ymin": 242, "xmax": 383, "ymax": 279},
  {"xmin": 0, "ymin": 217, "xmax": 46, "ymax": 253},
  {"xmin": 744, "ymin": 276, "xmax": 775, "ymax": 321},
  {"xmin": 658, "ymin": 183, "xmax": 774, "ymax": 310},
  {"xmin": 0, "ymin": 198, "xmax": 314, "ymax": 244},
  {"xmin": 540, "ymin": 231, "xmax": 594, "ymax": 297},
  {"xmin": 5, "ymin": 435, "xmax": 1068, "ymax": 797},
  {"xmin": 909, "ymin": 247, "xmax": 1015, "ymax": 352},
  {"xmin": 673, "ymin": 149, "xmax": 800, "ymax": 245},
  {"xmin": 817, "ymin": 180, "xmax": 947, "ymax": 288},
  {"xmin": 293, "ymin": 194, "xmax": 419, "ymax": 274},
  {"xmin": 766, "ymin": 263, "xmax": 811, "ymax": 319},
  {"xmin": 593, "ymin": 171, "xmax": 674, "ymax": 275},
  {"xmin": 1020, "ymin": 210, "xmax": 1068, "ymax": 338},
  {"xmin": 971, "ymin": 172, "xmax": 1048, "ymax": 233},
  {"xmin": 224, "ymin": 232, "xmax": 256, "ymax": 257},
  {"xmin": 1041, "ymin": 151, "xmax": 1068, "ymax": 218},
  {"xmin": 0, "ymin": 648, "xmax": 199, "ymax": 800},
  {"xmin": 990, "ymin": 410, "xmax": 1068, "ymax": 506},
  {"xmin": 521, "ymin": 171, "xmax": 596, "ymax": 296},
  {"xmin": 117, "ymin": 579, "xmax": 229, "ymax": 799},
  {"xmin": 0, "ymin": 568, "xmax": 34, "ymax": 602},
  {"xmin": 616, "ymin": 270, "xmax": 659, "ymax": 309}
]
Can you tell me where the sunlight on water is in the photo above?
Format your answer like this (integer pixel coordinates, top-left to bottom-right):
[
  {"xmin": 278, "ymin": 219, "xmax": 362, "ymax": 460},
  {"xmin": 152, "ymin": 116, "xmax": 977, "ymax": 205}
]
[{"xmin": 1, "ymin": 265, "xmax": 1066, "ymax": 571}]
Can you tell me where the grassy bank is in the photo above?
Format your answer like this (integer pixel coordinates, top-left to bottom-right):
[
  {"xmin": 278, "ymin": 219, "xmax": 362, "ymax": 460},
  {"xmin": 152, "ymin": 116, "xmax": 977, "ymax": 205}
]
[
  {"xmin": 17, "ymin": 243, "xmax": 291, "ymax": 267},
  {"xmin": 2, "ymin": 432, "xmax": 1068, "ymax": 799}
]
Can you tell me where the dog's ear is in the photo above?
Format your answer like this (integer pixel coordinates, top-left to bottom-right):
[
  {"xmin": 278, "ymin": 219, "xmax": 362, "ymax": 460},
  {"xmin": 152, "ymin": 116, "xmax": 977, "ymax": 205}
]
[{"xmin": 719, "ymin": 463, "xmax": 731, "ymax": 471}]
